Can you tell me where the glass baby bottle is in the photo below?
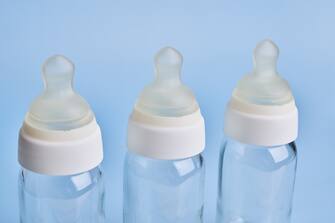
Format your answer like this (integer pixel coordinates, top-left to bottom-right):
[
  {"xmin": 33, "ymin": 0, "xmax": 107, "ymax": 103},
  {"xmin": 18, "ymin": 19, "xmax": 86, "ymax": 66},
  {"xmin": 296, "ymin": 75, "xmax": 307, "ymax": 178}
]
[
  {"xmin": 18, "ymin": 55, "xmax": 105, "ymax": 223},
  {"xmin": 216, "ymin": 40, "xmax": 298, "ymax": 223},
  {"xmin": 124, "ymin": 47, "xmax": 206, "ymax": 223}
]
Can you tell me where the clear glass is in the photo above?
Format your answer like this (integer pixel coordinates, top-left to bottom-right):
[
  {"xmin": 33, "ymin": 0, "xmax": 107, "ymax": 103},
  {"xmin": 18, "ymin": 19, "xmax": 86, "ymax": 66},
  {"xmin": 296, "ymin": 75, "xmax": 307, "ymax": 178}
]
[
  {"xmin": 216, "ymin": 139, "xmax": 297, "ymax": 223},
  {"xmin": 123, "ymin": 151, "xmax": 205, "ymax": 223},
  {"xmin": 19, "ymin": 166, "xmax": 105, "ymax": 223}
]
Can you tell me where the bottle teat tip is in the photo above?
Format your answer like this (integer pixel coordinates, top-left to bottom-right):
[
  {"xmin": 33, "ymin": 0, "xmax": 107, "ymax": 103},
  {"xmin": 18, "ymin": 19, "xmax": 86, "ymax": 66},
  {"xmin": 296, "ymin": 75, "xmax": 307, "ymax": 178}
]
[
  {"xmin": 254, "ymin": 39, "xmax": 279, "ymax": 59},
  {"xmin": 253, "ymin": 39, "xmax": 279, "ymax": 76},
  {"xmin": 42, "ymin": 55, "xmax": 74, "ymax": 90},
  {"xmin": 155, "ymin": 47, "xmax": 182, "ymax": 68},
  {"xmin": 154, "ymin": 47, "xmax": 183, "ymax": 83}
]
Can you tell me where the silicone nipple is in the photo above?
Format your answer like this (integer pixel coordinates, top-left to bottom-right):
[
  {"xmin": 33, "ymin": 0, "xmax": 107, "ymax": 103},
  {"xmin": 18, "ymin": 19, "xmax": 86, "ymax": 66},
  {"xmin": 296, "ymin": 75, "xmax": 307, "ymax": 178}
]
[
  {"xmin": 26, "ymin": 55, "xmax": 93, "ymax": 130},
  {"xmin": 234, "ymin": 39, "xmax": 293, "ymax": 105},
  {"xmin": 135, "ymin": 47, "xmax": 199, "ymax": 117}
]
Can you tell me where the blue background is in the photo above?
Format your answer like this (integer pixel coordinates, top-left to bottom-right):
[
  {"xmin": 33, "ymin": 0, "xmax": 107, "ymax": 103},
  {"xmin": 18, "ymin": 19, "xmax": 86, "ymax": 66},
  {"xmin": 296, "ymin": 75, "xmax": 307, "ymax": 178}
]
[{"xmin": 0, "ymin": 1, "xmax": 334, "ymax": 222}]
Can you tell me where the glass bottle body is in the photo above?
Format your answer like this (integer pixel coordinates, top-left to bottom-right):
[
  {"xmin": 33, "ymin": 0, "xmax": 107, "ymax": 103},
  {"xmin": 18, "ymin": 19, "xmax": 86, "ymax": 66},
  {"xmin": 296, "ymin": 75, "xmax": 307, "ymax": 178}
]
[
  {"xmin": 19, "ymin": 166, "xmax": 105, "ymax": 223},
  {"xmin": 216, "ymin": 139, "xmax": 297, "ymax": 223},
  {"xmin": 123, "ymin": 151, "xmax": 205, "ymax": 223}
]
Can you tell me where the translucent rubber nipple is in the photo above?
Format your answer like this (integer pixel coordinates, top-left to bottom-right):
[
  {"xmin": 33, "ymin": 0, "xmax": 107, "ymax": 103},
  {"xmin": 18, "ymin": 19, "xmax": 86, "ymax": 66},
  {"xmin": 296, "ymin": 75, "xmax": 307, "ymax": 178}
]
[
  {"xmin": 234, "ymin": 39, "xmax": 293, "ymax": 105},
  {"xmin": 135, "ymin": 47, "xmax": 199, "ymax": 117},
  {"xmin": 26, "ymin": 55, "xmax": 93, "ymax": 130}
]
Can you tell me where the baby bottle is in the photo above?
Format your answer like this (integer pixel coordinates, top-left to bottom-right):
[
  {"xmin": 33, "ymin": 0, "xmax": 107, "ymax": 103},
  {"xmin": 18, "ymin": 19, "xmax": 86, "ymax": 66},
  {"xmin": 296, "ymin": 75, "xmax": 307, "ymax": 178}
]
[
  {"xmin": 124, "ymin": 47, "xmax": 206, "ymax": 223},
  {"xmin": 216, "ymin": 40, "xmax": 298, "ymax": 223},
  {"xmin": 18, "ymin": 55, "xmax": 105, "ymax": 223}
]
